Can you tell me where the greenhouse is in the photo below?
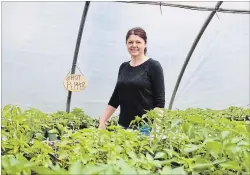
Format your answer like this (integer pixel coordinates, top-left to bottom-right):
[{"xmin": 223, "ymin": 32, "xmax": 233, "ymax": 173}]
[{"xmin": 1, "ymin": 1, "xmax": 250, "ymax": 174}]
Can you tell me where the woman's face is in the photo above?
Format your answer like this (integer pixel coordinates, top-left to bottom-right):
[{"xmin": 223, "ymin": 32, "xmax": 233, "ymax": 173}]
[{"xmin": 126, "ymin": 34, "xmax": 146, "ymax": 57}]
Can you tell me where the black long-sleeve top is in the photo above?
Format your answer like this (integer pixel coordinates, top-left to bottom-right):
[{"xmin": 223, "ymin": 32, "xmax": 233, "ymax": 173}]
[{"xmin": 108, "ymin": 58, "xmax": 165, "ymax": 127}]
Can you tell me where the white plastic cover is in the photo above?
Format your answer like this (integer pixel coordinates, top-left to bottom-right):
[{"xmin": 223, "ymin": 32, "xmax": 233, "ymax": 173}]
[{"xmin": 2, "ymin": 2, "xmax": 249, "ymax": 118}]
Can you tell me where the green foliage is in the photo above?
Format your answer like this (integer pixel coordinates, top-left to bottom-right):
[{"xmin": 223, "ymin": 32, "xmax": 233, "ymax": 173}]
[{"xmin": 1, "ymin": 104, "xmax": 250, "ymax": 175}]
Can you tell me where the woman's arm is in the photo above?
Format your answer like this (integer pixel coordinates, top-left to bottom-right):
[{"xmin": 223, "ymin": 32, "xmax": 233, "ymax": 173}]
[
  {"xmin": 100, "ymin": 105, "xmax": 117, "ymax": 124},
  {"xmin": 99, "ymin": 63, "xmax": 125, "ymax": 129},
  {"xmin": 99, "ymin": 84, "xmax": 119, "ymax": 129},
  {"xmin": 151, "ymin": 61, "xmax": 165, "ymax": 108}
]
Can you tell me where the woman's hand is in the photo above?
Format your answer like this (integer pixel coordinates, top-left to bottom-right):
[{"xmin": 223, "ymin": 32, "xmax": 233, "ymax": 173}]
[
  {"xmin": 98, "ymin": 105, "xmax": 116, "ymax": 129},
  {"xmin": 99, "ymin": 118, "xmax": 106, "ymax": 129},
  {"xmin": 154, "ymin": 107, "xmax": 164, "ymax": 117}
]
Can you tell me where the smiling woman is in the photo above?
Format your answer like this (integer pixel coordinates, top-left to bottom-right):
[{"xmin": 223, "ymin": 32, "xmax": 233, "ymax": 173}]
[
  {"xmin": 99, "ymin": 27, "xmax": 165, "ymax": 130},
  {"xmin": 126, "ymin": 27, "xmax": 147, "ymax": 58}
]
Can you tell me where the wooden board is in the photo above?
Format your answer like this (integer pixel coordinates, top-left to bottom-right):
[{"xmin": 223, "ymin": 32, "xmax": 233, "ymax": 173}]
[{"xmin": 64, "ymin": 74, "xmax": 88, "ymax": 92}]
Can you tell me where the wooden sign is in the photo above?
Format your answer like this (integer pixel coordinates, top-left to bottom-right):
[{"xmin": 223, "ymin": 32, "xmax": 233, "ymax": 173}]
[{"xmin": 64, "ymin": 74, "xmax": 88, "ymax": 92}]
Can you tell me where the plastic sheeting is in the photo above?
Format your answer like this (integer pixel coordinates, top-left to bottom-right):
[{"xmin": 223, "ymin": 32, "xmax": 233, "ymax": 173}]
[{"xmin": 2, "ymin": 2, "xmax": 249, "ymax": 118}]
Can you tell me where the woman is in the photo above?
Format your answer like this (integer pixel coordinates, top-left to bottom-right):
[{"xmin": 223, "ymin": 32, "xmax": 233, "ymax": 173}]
[{"xmin": 99, "ymin": 27, "xmax": 165, "ymax": 129}]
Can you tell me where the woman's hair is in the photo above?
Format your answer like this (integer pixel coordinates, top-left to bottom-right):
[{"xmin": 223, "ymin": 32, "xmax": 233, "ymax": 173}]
[{"xmin": 126, "ymin": 27, "xmax": 147, "ymax": 55}]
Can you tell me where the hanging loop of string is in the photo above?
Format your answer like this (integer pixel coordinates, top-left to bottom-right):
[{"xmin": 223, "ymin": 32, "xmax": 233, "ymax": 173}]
[
  {"xmin": 76, "ymin": 65, "xmax": 85, "ymax": 77},
  {"xmin": 66, "ymin": 64, "xmax": 85, "ymax": 77}
]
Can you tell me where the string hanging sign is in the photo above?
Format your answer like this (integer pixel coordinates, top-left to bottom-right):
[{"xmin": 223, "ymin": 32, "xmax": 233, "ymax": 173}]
[{"xmin": 64, "ymin": 65, "xmax": 88, "ymax": 92}]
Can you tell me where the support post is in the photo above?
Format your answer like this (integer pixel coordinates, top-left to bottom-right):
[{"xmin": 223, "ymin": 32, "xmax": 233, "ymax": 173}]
[
  {"xmin": 66, "ymin": 1, "xmax": 90, "ymax": 113},
  {"xmin": 168, "ymin": 1, "xmax": 223, "ymax": 110}
]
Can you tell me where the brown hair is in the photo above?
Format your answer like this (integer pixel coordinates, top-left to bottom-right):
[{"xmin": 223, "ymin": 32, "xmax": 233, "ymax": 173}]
[{"xmin": 126, "ymin": 27, "xmax": 147, "ymax": 55}]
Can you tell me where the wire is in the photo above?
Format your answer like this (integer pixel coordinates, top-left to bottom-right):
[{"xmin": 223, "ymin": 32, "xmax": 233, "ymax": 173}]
[{"xmin": 116, "ymin": 1, "xmax": 250, "ymax": 14}]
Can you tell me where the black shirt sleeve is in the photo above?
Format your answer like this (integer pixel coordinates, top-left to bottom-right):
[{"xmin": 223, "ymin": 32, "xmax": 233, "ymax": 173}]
[
  {"xmin": 150, "ymin": 61, "xmax": 165, "ymax": 108},
  {"xmin": 108, "ymin": 63, "xmax": 124, "ymax": 108}
]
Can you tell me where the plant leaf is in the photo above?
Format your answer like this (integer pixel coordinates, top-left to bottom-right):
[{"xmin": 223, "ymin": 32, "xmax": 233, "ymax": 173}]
[
  {"xmin": 155, "ymin": 152, "xmax": 166, "ymax": 159},
  {"xmin": 69, "ymin": 160, "xmax": 82, "ymax": 175},
  {"xmin": 183, "ymin": 144, "xmax": 200, "ymax": 153},
  {"xmin": 146, "ymin": 153, "xmax": 154, "ymax": 161},
  {"xmin": 160, "ymin": 166, "xmax": 187, "ymax": 175},
  {"xmin": 220, "ymin": 161, "xmax": 241, "ymax": 170}
]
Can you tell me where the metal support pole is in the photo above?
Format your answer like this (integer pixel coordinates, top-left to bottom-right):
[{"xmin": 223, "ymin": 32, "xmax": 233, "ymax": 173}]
[
  {"xmin": 168, "ymin": 1, "xmax": 223, "ymax": 110},
  {"xmin": 66, "ymin": 1, "xmax": 90, "ymax": 113}
]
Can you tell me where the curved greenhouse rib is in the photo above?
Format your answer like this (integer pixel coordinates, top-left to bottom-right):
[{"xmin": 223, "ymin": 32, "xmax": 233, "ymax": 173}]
[
  {"xmin": 66, "ymin": 2, "xmax": 91, "ymax": 113},
  {"xmin": 168, "ymin": 1, "xmax": 223, "ymax": 110},
  {"xmin": 117, "ymin": 1, "xmax": 249, "ymax": 14}
]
